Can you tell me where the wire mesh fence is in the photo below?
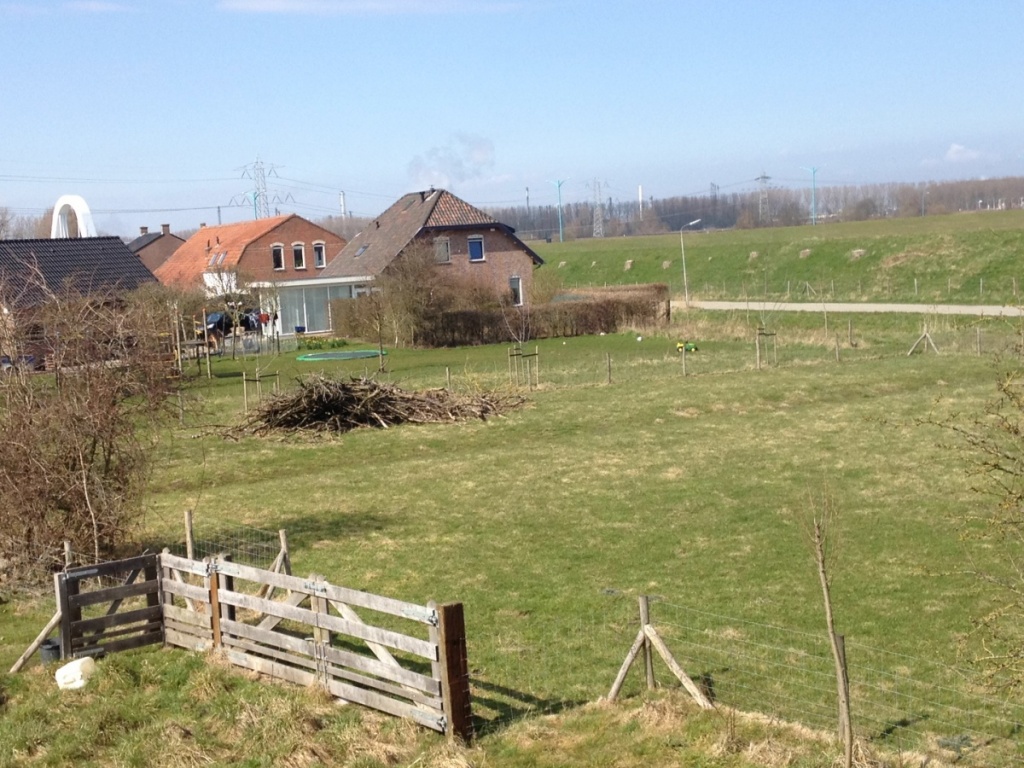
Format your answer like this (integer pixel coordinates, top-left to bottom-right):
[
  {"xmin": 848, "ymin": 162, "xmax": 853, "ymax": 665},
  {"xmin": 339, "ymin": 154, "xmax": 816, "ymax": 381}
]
[{"xmin": 463, "ymin": 592, "xmax": 1024, "ymax": 764}]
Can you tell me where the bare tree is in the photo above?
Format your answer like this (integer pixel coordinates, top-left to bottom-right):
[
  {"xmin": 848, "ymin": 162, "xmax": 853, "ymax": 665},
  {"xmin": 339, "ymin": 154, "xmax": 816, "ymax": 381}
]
[{"xmin": 0, "ymin": 275, "xmax": 182, "ymax": 572}]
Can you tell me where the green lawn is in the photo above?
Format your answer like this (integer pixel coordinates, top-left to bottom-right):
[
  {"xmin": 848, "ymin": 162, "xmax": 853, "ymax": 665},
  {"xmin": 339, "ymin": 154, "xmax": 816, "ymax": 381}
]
[
  {"xmin": 2, "ymin": 312, "xmax": 1022, "ymax": 766},
  {"xmin": 533, "ymin": 210, "xmax": 1024, "ymax": 304}
]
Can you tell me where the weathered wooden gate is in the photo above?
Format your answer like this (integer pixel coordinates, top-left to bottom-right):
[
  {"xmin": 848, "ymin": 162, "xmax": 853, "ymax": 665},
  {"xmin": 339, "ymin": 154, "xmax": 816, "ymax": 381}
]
[{"xmin": 55, "ymin": 553, "xmax": 163, "ymax": 659}]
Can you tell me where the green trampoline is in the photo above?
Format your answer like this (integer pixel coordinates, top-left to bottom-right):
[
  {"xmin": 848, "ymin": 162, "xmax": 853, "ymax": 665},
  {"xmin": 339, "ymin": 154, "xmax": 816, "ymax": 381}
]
[{"xmin": 297, "ymin": 350, "xmax": 385, "ymax": 362}]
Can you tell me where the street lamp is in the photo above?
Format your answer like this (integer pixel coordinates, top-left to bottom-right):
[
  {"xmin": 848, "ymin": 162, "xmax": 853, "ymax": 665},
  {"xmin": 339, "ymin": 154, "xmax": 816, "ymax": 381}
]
[{"xmin": 680, "ymin": 218, "xmax": 701, "ymax": 306}]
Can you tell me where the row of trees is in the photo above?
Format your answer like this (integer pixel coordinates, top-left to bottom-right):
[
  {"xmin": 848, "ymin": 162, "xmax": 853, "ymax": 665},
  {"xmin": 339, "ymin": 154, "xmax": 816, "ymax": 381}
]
[{"xmin": 481, "ymin": 176, "xmax": 1024, "ymax": 240}]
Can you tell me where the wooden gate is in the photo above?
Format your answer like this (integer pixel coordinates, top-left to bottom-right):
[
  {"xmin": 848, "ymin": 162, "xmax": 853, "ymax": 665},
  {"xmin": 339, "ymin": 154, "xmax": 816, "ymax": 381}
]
[{"xmin": 56, "ymin": 553, "xmax": 163, "ymax": 659}]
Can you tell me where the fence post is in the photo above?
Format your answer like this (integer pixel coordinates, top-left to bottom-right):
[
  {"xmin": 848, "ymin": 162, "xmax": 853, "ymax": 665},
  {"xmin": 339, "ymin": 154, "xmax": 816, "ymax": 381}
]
[
  {"xmin": 56, "ymin": 571, "xmax": 72, "ymax": 660},
  {"xmin": 185, "ymin": 509, "xmax": 195, "ymax": 561},
  {"xmin": 206, "ymin": 557, "xmax": 222, "ymax": 648},
  {"xmin": 639, "ymin": 595, "xmax": 655, "ymax": 690},
  {"xmin": 218, "ymin": 554, "xmax": 235, "ymax": 625},
  {"xmin": 438, "ymin": 602, "xmax": 473, "ymax": 742},
  {"xmin": 836, "ymin": 633, "xmax": 851, "ymax": 743}
]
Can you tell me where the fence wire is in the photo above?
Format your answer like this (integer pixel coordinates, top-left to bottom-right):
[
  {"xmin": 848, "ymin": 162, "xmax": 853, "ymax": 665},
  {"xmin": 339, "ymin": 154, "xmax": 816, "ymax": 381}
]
[{"xmin": 467, "ymin": 592, "xmax": 1023, "ymax": 765}]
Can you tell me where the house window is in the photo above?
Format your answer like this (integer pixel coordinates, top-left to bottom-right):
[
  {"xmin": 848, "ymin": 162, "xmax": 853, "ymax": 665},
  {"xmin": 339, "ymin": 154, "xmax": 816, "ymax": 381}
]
[
  {"xmin": 434, "ymin": 237, "xmax": 451, "ymax": 263},
  {"xmin": 272, "ymin": 244, "xmax": 284, "ymax": 270},
  {"xmin": 468, "ymin": 235, "xmax": 485, "ymax": 262},
  {"xmin": 313, "ymin": 242, "xmax": 326, "ymax": 268},
  {"xmin": 293, "ymin": 243, "xmax": 306, "ymax": 270},
  {"xmin": 509, "ymin": 276, "xmax": 523, "ymax": 307}
]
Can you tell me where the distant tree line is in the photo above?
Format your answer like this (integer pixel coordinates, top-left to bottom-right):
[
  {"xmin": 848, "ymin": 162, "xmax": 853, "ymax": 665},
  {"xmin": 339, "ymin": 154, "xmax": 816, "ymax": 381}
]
[
  {"xmin": 477, "ymin": 176, "xmax": 1024, "ymax": 241},
  {"xmin": 4, "ymin": 176, "xmax": 1024, "ymax": 244}
]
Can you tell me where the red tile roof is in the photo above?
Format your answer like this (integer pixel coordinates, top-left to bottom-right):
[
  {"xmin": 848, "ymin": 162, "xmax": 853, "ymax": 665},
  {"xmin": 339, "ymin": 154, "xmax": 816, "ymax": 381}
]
[{"xmin": 155, "ymin": 215, "xmax": 293, "ymax": 288}]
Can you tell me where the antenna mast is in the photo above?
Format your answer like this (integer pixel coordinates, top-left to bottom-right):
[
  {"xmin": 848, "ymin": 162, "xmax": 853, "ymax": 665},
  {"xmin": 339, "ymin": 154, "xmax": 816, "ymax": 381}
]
[{"xmin": 592, "ymin": 178, "xmax": 604, "ymax": 238}]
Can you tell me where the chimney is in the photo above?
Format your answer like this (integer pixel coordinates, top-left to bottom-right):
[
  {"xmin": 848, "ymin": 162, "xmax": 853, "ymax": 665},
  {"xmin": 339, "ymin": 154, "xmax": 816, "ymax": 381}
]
[
  {"xmin": 161, "ymin": 223, "xmax": 170, "ymax": 235},
  {"xmin": 200, "ymin": 222, "xmax": 206, "ymax": 228},
  {"xmin": 139, "ymin": 226, "xmax": 149, "ymax": 235}
]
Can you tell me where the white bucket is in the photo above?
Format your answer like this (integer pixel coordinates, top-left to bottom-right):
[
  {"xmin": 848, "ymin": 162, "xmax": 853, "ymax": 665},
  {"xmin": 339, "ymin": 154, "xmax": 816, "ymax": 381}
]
[{"xmin": 55, "ymin": 657, "xmax": 96, "ymax": 690}]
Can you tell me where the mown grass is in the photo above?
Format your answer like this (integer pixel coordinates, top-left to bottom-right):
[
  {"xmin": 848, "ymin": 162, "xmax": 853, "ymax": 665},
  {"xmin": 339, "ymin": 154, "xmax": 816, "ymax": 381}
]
[
  {"xmin": 1, "ymin": 311, "xmax": 1022, "ymax": 766},
  {"xmin": 533, "ymin": 209, "xmax": 1024, "ymax": 304}
]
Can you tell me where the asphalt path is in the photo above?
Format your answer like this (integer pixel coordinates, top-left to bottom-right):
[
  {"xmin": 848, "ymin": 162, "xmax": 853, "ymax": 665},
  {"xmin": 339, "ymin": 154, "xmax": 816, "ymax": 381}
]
[{"xmin": 673, "ymin": 300, "xmax": 1024, "ymax": 317}]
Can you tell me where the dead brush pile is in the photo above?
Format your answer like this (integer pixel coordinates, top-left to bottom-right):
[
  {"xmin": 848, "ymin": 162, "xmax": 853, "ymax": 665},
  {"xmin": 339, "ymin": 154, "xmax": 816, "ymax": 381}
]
[{"xmin": 238, "ymin": 375, "xmax": 525, "ymax": 436}]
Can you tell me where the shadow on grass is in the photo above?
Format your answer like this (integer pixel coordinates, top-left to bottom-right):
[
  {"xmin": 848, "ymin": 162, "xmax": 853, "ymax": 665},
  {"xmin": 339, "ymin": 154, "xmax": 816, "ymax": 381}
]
[{"xmin": 470, "ymin": 677, "xmax": 588, "ymax": 737}]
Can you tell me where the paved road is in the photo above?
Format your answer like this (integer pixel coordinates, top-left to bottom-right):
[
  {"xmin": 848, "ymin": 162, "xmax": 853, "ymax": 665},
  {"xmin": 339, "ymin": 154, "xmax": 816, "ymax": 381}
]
[{"xmin": 673, "ymin": 300, "xmax": 1024, "ymax": 317}]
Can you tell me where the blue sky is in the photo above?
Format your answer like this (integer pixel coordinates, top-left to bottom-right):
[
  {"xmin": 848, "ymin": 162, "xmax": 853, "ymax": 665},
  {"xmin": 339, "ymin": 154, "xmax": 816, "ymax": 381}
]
[{"xmin": 1, "ymin": 0, "xmax": 1022, "ymax": 236}]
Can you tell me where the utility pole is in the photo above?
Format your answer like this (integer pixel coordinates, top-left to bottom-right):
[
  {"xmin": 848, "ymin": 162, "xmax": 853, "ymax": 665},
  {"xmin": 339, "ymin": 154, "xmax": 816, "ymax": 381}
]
[
  {"xmin": 525, "ymin": 186, "xmax": 530, "ymax": 215},
  {"xmin": 756, "ymin": 172, "xmax": 771, "ymax": 224},
  {"xmin": 549, "ymin": 179, "xmax": 566, "ymax": 242},
  {"xmin": 339, "ymin": 191, "xmax": 347, "ymax": 218},
  {"xmin": 592, "ymin": 179, "xmax": 604, "ymax": 238},
  {"xmin": 802, "ymin": 166, "xmax": 819, "ymax": 225},
  {"xmin": 638, "ymin": 184, "xmax": 643, "ymax": 221}
]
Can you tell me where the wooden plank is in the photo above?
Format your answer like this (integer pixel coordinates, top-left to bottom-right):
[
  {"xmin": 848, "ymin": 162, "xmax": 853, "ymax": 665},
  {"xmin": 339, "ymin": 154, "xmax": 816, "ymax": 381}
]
[
  {"xmin": 71, "ymin": 620, "xmax": 164, "ymax": 648},
  {"xmin": 222, "ymin": 619, "xmax": 310, "ymax": 654},
  {"xmin": 325, "ymin": 677, "xmax": 444, "ymax": 733},
  {"xmin": 73, "ymin": 628, "xmax": 163, "ymax": 657},
  {"xmin": 328, "ymin": 600, "xmax": 403, "ymax": 670},
  {"xmin": 71, "ymin": 605, "xmax": 163, "ymax": 635},
  {"xmin": 644, "ymin": 625, "xmax": 714, "ymax": 710},
  {"xmin": 217, "ymin": 555, "xmax": 236, "ymax": 624},
  {"xmin": 163, "ymin": 603, "xmax": 211, "ymax": 629},
  {"xmin": 161, "ymin": 578, "xmax": 208, "ymax": 604},
  {"xmin": 223, "ymin": 648, "xmax": 318, "ymax": 688},
  {"xmin": 69, "ymin": 579, "xmax": 157, "ymax": 609},
  {"xmin": 65, "ymin": 553, "xmax": 157, "ymax": 581},
  {"xmin": 640, "ymin": 596, "xmax": 655, "ymax": 691},
  {"xmin": 325, "ymin": 662, "xmax": 443, "ymax": 711},
  {"xmin": 607, "ymin": 627, "xmax": 647, "ymax": 701},
  {"xmin": 207, "ymin": 559, "xmax": 222, "ymax": 647},
  {"xmin": 438, "ymin": 602, "xmax": 473, "ymax": 742},
  {"xmin": 222, "ymin": 635, "xmax": 318, "ymax": 674},
  {"xmin": 214, "ymin": 559, "xmax": 434, "ymax": 624},
  {"xmin": 159, "ymin": 551, "xmax": 209, "ymax": 577},
  {"xmin": 256, "ymin": 590, "xmax": 307, "ymax": 631},
  {"xmin": 58, "ymin": 573, "xmax": 76, "ymax": 659},
  {"xmin": 164, "ymin": 618, "xmax": 213, "ymax": 642},
  {"xmin": 213, "ymin": 560, "xmax": 312, "ymax": 594},
  {"xmin": 218, "ymin": 590, "xmax": 436, "ymax": 659},
  {"xmin": 322, "ymin": 643, "xmax": 440, "ymax": 694},
  {"xmin": 164, "ymin": 626, "xmax": 213, "ymax": 652},
  {"xmin": 319, "ymin": 581, "xmax": 436, "ymax": 625},
  {"xmin": 9, "ymin": 610, "xmax": 62, "ymax": 673}
]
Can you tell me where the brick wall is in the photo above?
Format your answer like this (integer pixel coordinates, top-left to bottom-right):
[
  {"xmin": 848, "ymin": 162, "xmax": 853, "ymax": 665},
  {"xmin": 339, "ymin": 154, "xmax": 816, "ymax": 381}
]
[
  {"xmin": 418, "ymin": 228, "xmax": 537, "ymax": 305},
  {"xmin": 239, "ymin": 220, "xmax": 347, "ymax": 283}
]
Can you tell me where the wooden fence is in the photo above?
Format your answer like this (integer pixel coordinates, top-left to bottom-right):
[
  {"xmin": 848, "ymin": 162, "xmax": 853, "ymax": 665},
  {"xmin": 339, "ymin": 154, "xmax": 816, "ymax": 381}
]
[
  {"xmin": 159, "ymin": 551, "xmax": 472, "ymax": 740},
  {"xmin": 56, "ymin": 553, "xmax": 164, "ymax": 660}
]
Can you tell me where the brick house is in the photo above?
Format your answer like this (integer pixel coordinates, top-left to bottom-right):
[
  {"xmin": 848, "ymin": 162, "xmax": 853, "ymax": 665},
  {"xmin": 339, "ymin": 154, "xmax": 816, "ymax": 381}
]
[
  {"xmin": 154, "ymin": 214, "xmax": 347, "ymax": 334},
  {"xmin": 318, "ymin": 188, "xmax": 543, "ymax": 312},
  {"xmin": 127, "ymin": 223, "xmax": 185, "ymax": 273}
]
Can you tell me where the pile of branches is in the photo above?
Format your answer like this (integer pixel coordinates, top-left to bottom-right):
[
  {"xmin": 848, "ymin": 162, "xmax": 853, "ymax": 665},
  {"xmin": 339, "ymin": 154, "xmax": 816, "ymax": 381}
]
[{"xmin": 238, "ymin": 375, "xmax": 525, "ymax": 435}]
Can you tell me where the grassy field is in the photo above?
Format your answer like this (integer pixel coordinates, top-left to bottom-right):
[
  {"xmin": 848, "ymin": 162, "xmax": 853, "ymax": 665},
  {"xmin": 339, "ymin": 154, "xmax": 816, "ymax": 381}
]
[
  {"xmin": 3, "ymin": 309, "xmax": 1024, "ymax": 766},
  {"xmin": 532, "ymin": 209, "xmax": 1024, "ymax": 304}
]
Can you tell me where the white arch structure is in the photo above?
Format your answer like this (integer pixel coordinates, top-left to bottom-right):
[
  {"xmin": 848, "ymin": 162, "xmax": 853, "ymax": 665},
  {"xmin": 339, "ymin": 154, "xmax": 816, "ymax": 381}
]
[{"xmin": 50, "ymin": 194, "xmax": 97, "ymax": 238}]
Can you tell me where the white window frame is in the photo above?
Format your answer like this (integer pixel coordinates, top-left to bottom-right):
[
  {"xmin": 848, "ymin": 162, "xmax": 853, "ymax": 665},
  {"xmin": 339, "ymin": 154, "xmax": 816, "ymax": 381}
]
[
  {"xmin": 468, "ymin": 235, "xmax": 485, "ymax": 262},
  {"xmin": 271, "ymin": 243, "xmax": 285, "ymax": 271},
  {"xmin": 313, "ymin": 241, "xmax": 326, "ymax": 269},
  {"xmin": 434, "ymin": 236, "xmax": 451, "ymax": 263},
  {"xmin": 293, "ymin": 242, "xmax": 306, "ymax": 270},
  {"xmin": 509, "ymin": 275, "xmax": 523, "ymax": 307}
]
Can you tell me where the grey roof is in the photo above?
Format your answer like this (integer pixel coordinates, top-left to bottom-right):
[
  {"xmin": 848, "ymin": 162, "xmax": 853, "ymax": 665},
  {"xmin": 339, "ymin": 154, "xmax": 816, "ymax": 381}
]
[
  {"xmin": 127, "ymin": 232, "xmax": 162, "ymax": 253},
  {"xmin": 320, "ymin": 189, "xmax": 543, "ymax": 280},
  {"xmin": 0, "ymin": 237, "xmax": 157, "ymax": 308}
]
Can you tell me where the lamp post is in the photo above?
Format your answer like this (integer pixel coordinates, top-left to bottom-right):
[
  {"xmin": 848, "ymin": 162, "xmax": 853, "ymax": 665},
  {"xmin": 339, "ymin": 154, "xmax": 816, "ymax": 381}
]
[{"xmin": 680, "ymin": 218, "xmax": 702, "ymax": 306}]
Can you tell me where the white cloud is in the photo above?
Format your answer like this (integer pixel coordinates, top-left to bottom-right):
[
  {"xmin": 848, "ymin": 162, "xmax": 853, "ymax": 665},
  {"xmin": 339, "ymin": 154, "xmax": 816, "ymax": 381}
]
[
  {"xmin": 407, "ymin": 134, "xmax": 496, "ymax": 190},
  {"xmin": 218, "ymin": 0, "xmax": 516, "ymax": 13},
  {"xmin": 944, "ymin": 143, "xmax": 982, "ymax": 163}
]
